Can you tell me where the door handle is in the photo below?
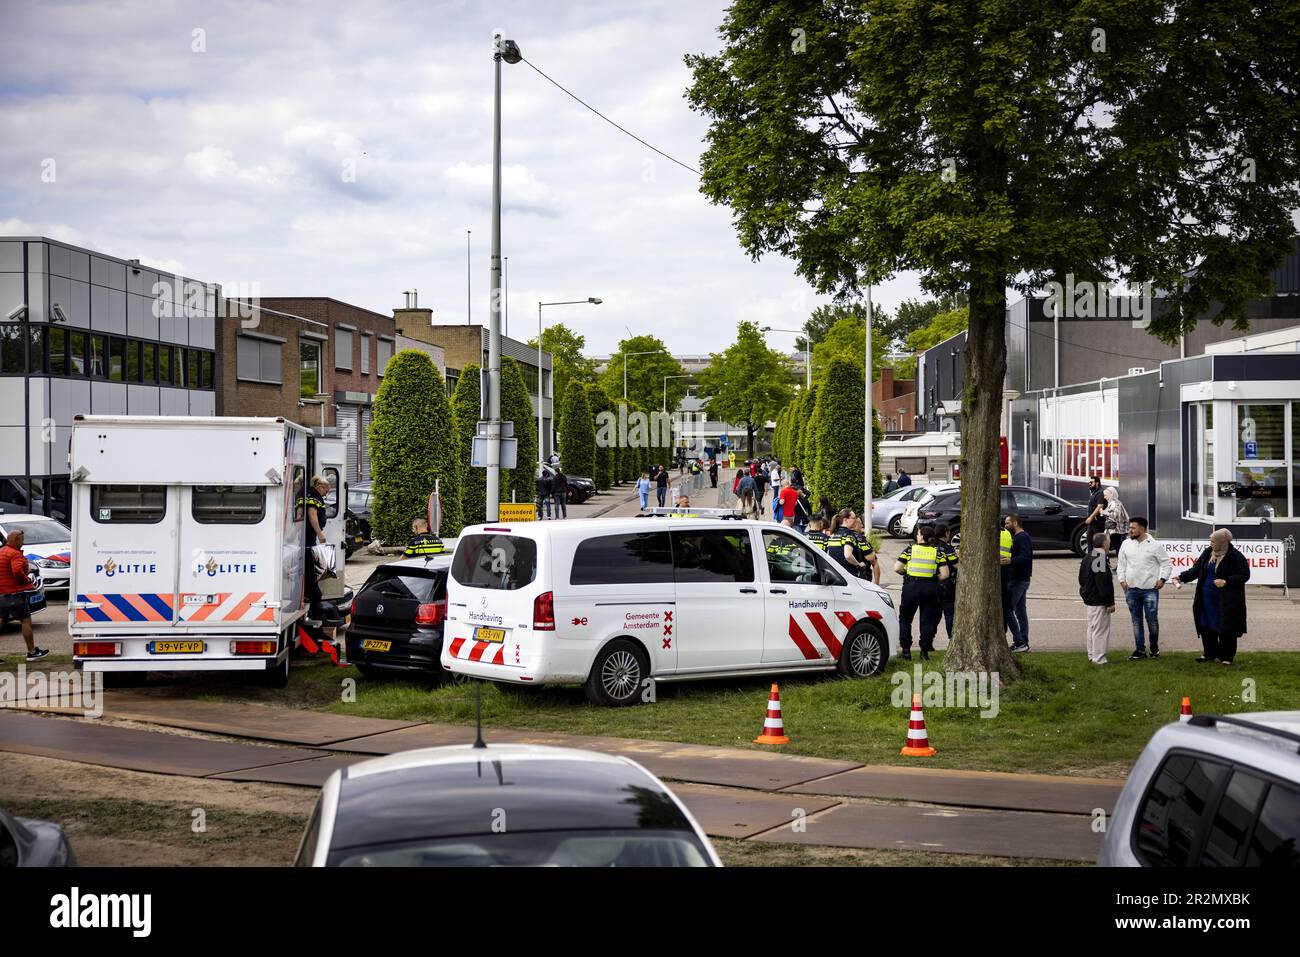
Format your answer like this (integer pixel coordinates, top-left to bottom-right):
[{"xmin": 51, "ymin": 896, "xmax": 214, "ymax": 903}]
[
  {"xmin": 770, "ymin": 588, "xmax": 787, "ymax": 594},
  {"xmin": 739, "ymin": 587, "xmax": 758, "ymax": 594}
]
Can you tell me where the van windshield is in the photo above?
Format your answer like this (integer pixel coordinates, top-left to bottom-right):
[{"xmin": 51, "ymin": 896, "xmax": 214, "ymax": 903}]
[{"xmin": 451, "ymin": 534, "xmax": 538, "ymax": 591}]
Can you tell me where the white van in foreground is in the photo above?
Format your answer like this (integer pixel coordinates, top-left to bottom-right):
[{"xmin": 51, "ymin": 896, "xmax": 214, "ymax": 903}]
[{"xmin": 442, "ymin": 518, "xmax": 898, "ymax": 705}]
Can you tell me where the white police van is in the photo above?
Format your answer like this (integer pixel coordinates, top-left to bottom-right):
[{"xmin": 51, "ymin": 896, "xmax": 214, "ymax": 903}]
[{"xmin": 442, "ymin": 517, "xmax": 898, "ymax": 705}]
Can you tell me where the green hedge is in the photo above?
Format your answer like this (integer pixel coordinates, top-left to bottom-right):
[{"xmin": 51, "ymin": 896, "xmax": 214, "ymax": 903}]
[
  {"xmin": 586, "ymin": 383, "xmax": 614, "ymax": 489},
  {"xmin": 500, "ymin": 356, "xmax": 538, "ymax": 504},
  {"xmin": 451, "ymin": 363, "xmax": 485, "ymax": 528},
  {"xmin": 561, "ymin": 381, "xmax": 596, "ymax": 480}
]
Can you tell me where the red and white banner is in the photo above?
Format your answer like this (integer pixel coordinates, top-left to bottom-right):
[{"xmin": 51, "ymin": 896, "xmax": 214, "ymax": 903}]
[{"xmin": 1160, "ymin": 540, "xmax": 1285, "ymax": 586}]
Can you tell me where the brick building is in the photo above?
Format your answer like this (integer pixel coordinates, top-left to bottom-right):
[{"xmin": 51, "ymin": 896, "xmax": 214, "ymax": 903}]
[{"xmin": 874, "ymin": 366, "xmax": 918, "ymax": 433}]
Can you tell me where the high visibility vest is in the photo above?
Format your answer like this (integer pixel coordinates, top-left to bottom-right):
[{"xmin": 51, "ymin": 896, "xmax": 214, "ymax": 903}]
[
  {"xmin": 404, "ymin": 534, "xmax": 446, "ymax": 556},
  {"xmin": 805, "ymin": 530, "xmax": 830, "ymax": 550},
  {"xmin": 296, "ymin": 493, "xmax": 326, "ymax": 512},
  {"xmin": 905, "ymin": 544, "xmax": 939, "ymax": 579},
  {"xmin": 999, "ymin": 529, "xmax": 1013, "ymax": 562}
]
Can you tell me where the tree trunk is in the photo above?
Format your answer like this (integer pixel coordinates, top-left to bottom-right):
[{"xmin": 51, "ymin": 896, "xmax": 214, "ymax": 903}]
[
  {"xmin": 945, "ymin": 270, "xmax": 1018, "ymax": 678},
  {"xmin": 746, "ymin": 423, "xmax": 755, "ymax": 456}
]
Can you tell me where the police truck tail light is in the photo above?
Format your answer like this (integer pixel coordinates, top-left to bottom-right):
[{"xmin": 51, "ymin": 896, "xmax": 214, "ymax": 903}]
[
  {"xmin": 533, "ymin": 591, "xmax": 555, "ymax": 631},
  {"xmin": 415, "ymin": 601, "xmax": 446, "ymax": 626},
  {"xmin": 74, "ymin": 641, "xmax": 120, "ymax": 657},
  {"xmin": 231, "ymin": 640, "xmax": 277, "ymax": 656}
]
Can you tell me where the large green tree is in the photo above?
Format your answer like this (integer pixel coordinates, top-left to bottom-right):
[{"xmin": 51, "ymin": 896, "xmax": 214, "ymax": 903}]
[
  {"xmin": 599, "ymin": 334, "xmax": 686, "ymax": 413},
  {"xmin": 586, "ymin": 384, "xmax": 616, "ymax": 489},
  {"xmin": 499, "ymin": 357, "xmax": 538, "ymax": 505},
  {"xmin": 688, "ymin": 0, "xmax": 1300, "ymax": 674},
  {"xmin": 810, "ymin": 314, "xmax": 892, "ymax": 387},
  {"xmin": 369, "ymin": 350, "xmax": 462, "ymax": 543},
  {"xmin": 451, "ymin": 363, "xmax": 486, "ymax": 528},
  {"xmin": 527, "ymin": 322, "xmax": 599, "ymax": 450},
  {"xmin": 561, "ymin": 381, "xmax": 596, "ymax": 481},
  {"xmin": 697, "ymin": 320, "xmax": 795, "ymax": 455}
]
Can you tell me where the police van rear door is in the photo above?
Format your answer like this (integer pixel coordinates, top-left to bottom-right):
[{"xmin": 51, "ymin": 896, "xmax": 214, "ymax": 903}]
[{"xmin": 176, "ymin": 485, "xmax": 279, "ymax": 630}]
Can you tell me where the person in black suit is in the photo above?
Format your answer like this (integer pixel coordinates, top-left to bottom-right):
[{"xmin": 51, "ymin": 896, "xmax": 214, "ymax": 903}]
[{"xmin": 1174, "ymin": 529, "xmax": 1250, "ymax": 665}]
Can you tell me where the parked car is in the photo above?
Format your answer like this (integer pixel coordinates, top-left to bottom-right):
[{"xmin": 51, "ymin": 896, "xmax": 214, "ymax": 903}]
[
  {"xmin": 345, "ymin": 481, "xmax": 373, "ymax": 555},
  {"xmin": 346, "ymin": 555, "xmax": 452, "ymax": 681},
  {"xmin": 0, "ymin": 568, "xmax": 45, "ymax": 627},
  {"xmin": 541, "ymin": 464, "xmax": 595, "ymax": 504},
  {"xmin": 900, "ymin": 484, "xmax": 1092, "ymax": 555},
  {"xmin": 0, "ymin": 515, "xmax": 71, "ymax": 594},
  {"xmin": 295, "ymin": 743, "xmax": 721, "ymax": 867},
  {"xmin": 870, "ymin": 486, "xmax": 932, "ymax": 537},
  {"xmin": 1099, "ymin": 711, "xmax": 1300, "ymax": 867},
  {"xmin": 0, "ymin": 805, "xmax": 76, "ymax": 866}
]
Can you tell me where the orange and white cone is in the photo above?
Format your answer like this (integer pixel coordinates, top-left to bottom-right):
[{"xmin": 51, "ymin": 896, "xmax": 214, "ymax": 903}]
[
  {"xmin": 753, "ymin": 683, "xmax": 790, "ymax": 745},
  {"xmin": 1179, "ymin": 696, "xmax": 1193, "ymax": 723},
  {"xmin": 900, "ymin": 692, "xmax": 937, "ymax": 757}
]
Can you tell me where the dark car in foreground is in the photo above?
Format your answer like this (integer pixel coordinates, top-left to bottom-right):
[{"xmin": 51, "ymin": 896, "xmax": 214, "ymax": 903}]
[
  {"xmin": 346, "ymin": 555, "xmax": 451, "ymax": 680},
  {"xmin": 911, "ymin": 484, "xmax": 1092, "ymax": 555},
  {"xmin": 295, "ymin": 743, "xmax": 720, "ymax": 867},
  {"xmin": 1, "ymin": 806, "xmax": 76, "ymax": 866}
]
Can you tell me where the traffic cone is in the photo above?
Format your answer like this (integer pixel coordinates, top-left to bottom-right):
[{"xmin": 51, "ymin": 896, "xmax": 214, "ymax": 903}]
[
  {"xmin": 900, "ymin": 692, "xmax": 937, "ymax": 757},
  {"xmin": 1179, "ymin": 696, "xmax": 1193, "ymax": 723},
  {"xmin": 753, "ymin": 684, "xmax": 790, "ymax": 745}
]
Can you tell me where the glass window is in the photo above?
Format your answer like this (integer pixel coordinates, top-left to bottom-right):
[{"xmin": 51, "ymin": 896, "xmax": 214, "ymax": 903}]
[
  {"xmin": 1134, "ymin": 753, "xmax": 1229, "ymax": 866},
  {"xmin": 142, "ymin": 342, "xmax": 156, "ymax": 383},
  {"xmin": 1011, "ymin": 489, "xmax": 1058, "ymax": 510},
  {"xmin": 1235, "ymin": 403, "xmax": 1288, "ymax": 518},
  {"xmin": 69, "ymin": 331, "xmax": 86, "ymax": 376},
  {"xmin": 323, "ymin": 467, "xmax": 339, "ymax": 519},
  {"xmin": 108, "ymin": 337, "xmax": 125, "ymax": 381},
  {"xmin": 0, "ymin": 325, "xmax": 24, "ymax": 373},
  {"xmin": 48, "ymin": 326, "xmax": 68, "ymax": 376},
  {"xmin": 89, "ymin": 335, "xmax": 107, "ymax": 378},
  {"xmin": 186, "ymin": 349, "xmax": 199, "ymax": 389},
  {"xmin": 1237, "ymin": 404, "xmax": 1285, "ymax": 460},
  {"xmin": 1246, "ymin": 783, "xmax": 1300, "ymax": 867},
  {"xmin": 451, "ymin": 534, "xmax": 538, "ymax": 590},
  {"xmin": 26, "ymin": 325, "xmax": 43, "ymax": 373},
  {"xmin": 158, "ymin": 345, "xmax": 172, "ymax": 385},
  {"xmin": 335, "ymin": 327, "xmax": 353, "ymax": 371},
  {"xmin": 1, "ymin": 518, "xmax": 70, "ymax": 544},
  {"xmin": 360, "ymin": 566, "xmax": 443, "ymax": 603},
  {"xmin": 570, "ymin": 532, "xmax": 673, "ymax": 585},
  {"xmin": 671, "ymin": 529, "xmax": 755, "ymax": 584},
  {"xmin": 192, "ymin": 486, "xmax": 265, "ymax": 524},
  {"xmin": 126, "ymin": 340, "xmax": 141, "ymax": 383},
  {"xmin": 376, "ymin": 338, "xmax": 392, "ymax": 377},
  {"xmin": 360, "ymin": 335, "xmax": 370, "ymax": 374},
  {"xmin": 1201, "ymin": 770, "xmax": 1267, "ymax": 866},
  {"xmin": 200, "ymin": 351, "xmax": 213, "ymax": 390},
  {"xmin": 762, "ymin": 530, "xmax": 824, "ymax": 584},
  {"xmin": 90, "ymin": 485, "xmax": 166, "ymax": 524},
  {"xmin": 301, "ymin": 339, "xmax": 322, "ymax": 398},
  {"xmin": 1205, "ymin": 403, "xmax": 1215, "ymax": 516}
]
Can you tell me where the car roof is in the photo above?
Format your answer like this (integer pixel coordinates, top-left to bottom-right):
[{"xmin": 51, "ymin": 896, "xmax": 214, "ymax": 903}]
[
  {"xmin": 1150, "ymin": 711, "xmax": 1300, "ymax": 776},
  {"xmin": 330, "ymin": 744, "xmax": 692, "ymax": 849},
  {"xmin": 378, "ymin": 555, "xmax": 453, "ymax": 572}
]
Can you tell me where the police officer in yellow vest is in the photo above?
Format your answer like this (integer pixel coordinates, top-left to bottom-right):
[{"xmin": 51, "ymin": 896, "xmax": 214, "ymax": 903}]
[
  {"xmin": 893, "ymin": 524, "xmax": 950, "ymax": 661},
  {"xmin": 804, "ymin": 515, "xmax": 831, "ymax": 550},
  {"xmin": 999, "ymin": 523, "xmax": 1014, "ymax": 630},
  {"xmin": 295, "ymin": 475, "xmax": 330, "ymax": 622},
  {"xmin": 404, "ymin": 517, "xmax": 446, "ymax": 557}
]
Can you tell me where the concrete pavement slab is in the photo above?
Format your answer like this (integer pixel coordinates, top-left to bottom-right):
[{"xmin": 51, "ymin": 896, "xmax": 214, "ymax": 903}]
[
  {"xmin": 211, "ymin": 754, "xmax": 365, "ymax": 787},
  {"xmin": 784, "ymin": 764, "xmax": 1123, "ymax": 814},
  {"xmin": 668, "ymin": 783, "xmax": 838, "ymax": 839},
  {"xmin": 756, "ymin": 801, "xmax": 1102, "ymax": 861},
  {"xmin": 0, "ymin": 710, "xmax": 326, "ymax": 777}
]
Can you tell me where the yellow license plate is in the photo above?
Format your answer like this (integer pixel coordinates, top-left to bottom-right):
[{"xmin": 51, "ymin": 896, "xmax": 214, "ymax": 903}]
[
  {"xmin": 474, "ymin": 627, "xmax": 505, "ymax": 643},
  {"xmin": 150, "ymin": 641, "xmax": 204, "ymax": 654},
  {"xmin": 361, "ymin": 639, "xmax": 392, "ymax": 652}
]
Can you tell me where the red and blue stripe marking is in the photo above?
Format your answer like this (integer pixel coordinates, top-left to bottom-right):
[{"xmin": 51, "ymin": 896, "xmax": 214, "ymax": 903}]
[{"xmin": 76, "ymin": 593, "xmax": 175, "ymax": 623}]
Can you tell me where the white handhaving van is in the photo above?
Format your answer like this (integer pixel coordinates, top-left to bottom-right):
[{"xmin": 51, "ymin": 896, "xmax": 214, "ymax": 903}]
[
  {"xmin": 68, "ymin": 415, "xmax": 349, "ymax": 687},
  {"xmin": 442, "ymin": 518, "xmax": 899, "ymax": 706}
]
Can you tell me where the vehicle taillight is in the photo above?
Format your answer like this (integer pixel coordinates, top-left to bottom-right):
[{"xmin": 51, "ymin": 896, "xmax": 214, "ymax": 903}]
[
  {"xmin": 349, "ymin": 598, "xmax": 356, "ymax": 619},
  {"xmin": 231, "ymin": 640, "xmax": 278, "ymax": 655},
  {"xmin": 533, "ymin": 591, "xmax": 555, "ymax": 631},
  {"xmin": 415, "ymin": 601, "xmax": 446, "ymax": 626},
  {"xmin": 921, "ymin": 510, "xmax": 939, "ymax": 519},
  {"xmin": 74, "ymin": 641, "xmax": 120, "ymax": 657}
]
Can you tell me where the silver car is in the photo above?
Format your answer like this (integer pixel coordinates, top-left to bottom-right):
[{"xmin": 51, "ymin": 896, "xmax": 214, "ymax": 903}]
[
  {"xmin": 870, "ymin": 486, "xmax": 931, "ymax": 537},
  {"xmin": 1099, "ymin": 711, "xmax": 1300, "ymax": 866}
]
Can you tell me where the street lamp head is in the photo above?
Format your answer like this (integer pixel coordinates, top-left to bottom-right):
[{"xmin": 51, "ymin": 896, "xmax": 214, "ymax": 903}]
[
  {"xmin": 588, "ymin": 298, "xmax": 602, "ymax": 305},
  {"xmin": 496, "ymin": 37, "xmax": 523, "ymax": 63},
  {"xmin": 760, "ymin": 325, "xmax": 771, "ymax": 332}
]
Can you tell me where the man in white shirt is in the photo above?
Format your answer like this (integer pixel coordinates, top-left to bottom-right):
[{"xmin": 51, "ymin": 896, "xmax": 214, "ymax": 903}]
[{"xmin": 1116, "ymin": 516, "xmax": 1173, "ymax": 660}]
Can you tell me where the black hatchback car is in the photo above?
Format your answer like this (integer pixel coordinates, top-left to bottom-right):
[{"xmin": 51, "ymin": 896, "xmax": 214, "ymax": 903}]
[
  {"xmin": 916, "ymin": 484, "xmax": 1092, "ymax": 555},
  {"xmin": 346, "ymin": 556, "xmax": 451, "ymax": 680}
]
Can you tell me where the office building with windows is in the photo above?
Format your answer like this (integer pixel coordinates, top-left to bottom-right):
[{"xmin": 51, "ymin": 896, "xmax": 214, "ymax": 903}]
[{"xmin": 0, "ymin": 237, "xmax": 218, "ymax": 520}]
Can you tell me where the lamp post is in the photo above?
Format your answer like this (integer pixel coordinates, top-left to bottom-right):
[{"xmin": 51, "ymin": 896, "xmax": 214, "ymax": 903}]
[
  {"xmin": 662, "ymin": 374, "xmax": 690, "ymax": 413},
  {"xmin": 538, "ymin": 297, "xmax": 602, "ymax": 464},
  {"xmin": 486, "ymin": 33, "xmax": 522, "ymax": 522},
  {"xmin": 864, "ymin": 286, "xmax": 873, "ymax": 512},
  {"xmin": 622, "ymin": 349, "xmax": 665, "ymax": 399},
  {"xmin": 759, "ymin": 326, "xmax": 811, "ymax": 389}
]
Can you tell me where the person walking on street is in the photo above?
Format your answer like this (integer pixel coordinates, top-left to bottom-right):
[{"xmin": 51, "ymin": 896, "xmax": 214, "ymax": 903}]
[
  {"xmin": 883, "ymin": 473, "xmax": 898, "ymax": 495},
  {"xmin": 1102, "ymin": 486, "xmax": 1128, "ymax": 555},
  {"xmin": 778, "ymin": 478, "xmax": 801, "ymax": 527},
  {"xmin": 935, "ymin": 523, "xmax": 958, "ymax": 642},
  {"xmin": 1004, "ymin": 514, "xmax": 1033, "ymax": 652},
  {"xmin": 0, "ymin": 530, "xmax": 48, "ymax": 661},
  {"xmin": 1078, "ymin": 532, "xmax": 1115, "ymax": 665},
  {"xmin": 1085, "ymin": 475, "xmax": 1107, "ymax": 544},
  {"xmin": 636, "ymin": 471, "xmax": 651, "ymax": 511},
  {"xmin": 736, "ymin": 469, "xmax": 758, "ymax": 519},
  {"xmin": 535, "ymin": 469, "xmax": 553, "ymax": 520},
  {"xmin": 655, "ymin": 465, "xmax": 669, "ymax": 508},
  {"xmin": 753, "ymin": 465, "xmax": 768, "ymax": 510},
  {"xmin": 896, "ymin": 468, "xmax": 912, "ymax": 488},
  {"xmin": 999, "ymin": 521, "xmax": 1014, "ymax": 637},
  {"xmin": 1175, "ymin": 528, "xmax": 1250, "ymax": 665},
  {"xmin": 550, "ymin": 467, "xmax": 568, "ymax": 519},
  {"xmin": 708, "ymin": 458, "xmax": 718, "ymax": 488},
  {"xmin": 893, "ymin": 524, "xmax": 949, "ymax": 661},
  {"xmin": 1117, "ymin": 516, "xmax": 1173, "ymax": 660}
]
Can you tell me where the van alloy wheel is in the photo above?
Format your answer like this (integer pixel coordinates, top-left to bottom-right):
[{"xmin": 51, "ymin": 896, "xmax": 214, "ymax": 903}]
[
  {"xmin": 601, "ymin": 649, "xmax": 641, "ymax": 700},
  {"xmin": 840, "ymin": 627, "xmax": 886, "ymax": 677}
]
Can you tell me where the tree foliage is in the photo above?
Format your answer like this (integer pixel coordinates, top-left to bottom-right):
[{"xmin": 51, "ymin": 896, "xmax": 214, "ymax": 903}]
[
  {"xmin": 369, "ymin": 350, "xmax": 462, "ymax": 543},
  {"xmin": 499, "ymin": 356, "xmax": 538, "ymax": 504},
  {"xmin": 451, "ymin": 363, "xmax": 486, "ymax": 528},
  {"xmin": 585, "ymin": 384, "xmax": 616, "ymax": 489},
  {"xmin": 597, "ymin": 334, "xmax": 686, "ymax": 413},
  {"xmin": 527, "ymin": 322, "xmax": 599, "ymax": 449},
  {"xmin": 561, "ymin": 381, "xmax": 596, "ymax": 481},
  {"xmin": 697, "ymin": 320, "xmax": 795, "ymax": 454}
]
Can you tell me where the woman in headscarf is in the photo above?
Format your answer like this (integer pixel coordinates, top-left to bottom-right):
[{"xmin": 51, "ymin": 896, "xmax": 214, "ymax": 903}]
[
  {"xmin": 1102, "ymin": 486, "xmax": 1128, "ymax": 554},
  {"xmin": 1174, "ymin": 529, "xmax": 1251, "ymax": 665}
]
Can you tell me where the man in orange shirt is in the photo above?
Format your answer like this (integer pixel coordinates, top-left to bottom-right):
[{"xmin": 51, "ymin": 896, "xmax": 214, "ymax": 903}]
[{"xmin": 0, "ymin": 529, "xmax": 48, "ymax": 661}]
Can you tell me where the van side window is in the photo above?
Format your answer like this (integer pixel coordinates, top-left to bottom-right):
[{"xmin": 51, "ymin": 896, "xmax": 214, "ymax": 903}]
[
  {"xmin": 571, "ymin": 532, "xmax": 672, "ymax": 585},
  {"xmin": 761, "ymin": 531, "xmax": 822, "ymax": 584},
  {"xmin": 323, "ymin": 468, "xmax": 340, "ymax": 519},
  {"xmin": 1246, "ymin": 782, "xmax": 1300, "ymax": 867},
  {"xmin": 90, "ymin": 485, "xmax": 166, "ymax": 524},
  {"xmin": 671, "ymin": 530, "xmax": 755, "ymax": 584},
  {"xmin": 1134, "ymin": 753, "xmax": 1229, "ymax": 866},
  {"xmin": 192, "ymin": 486, "xmax": 265, "ymax": 525}
]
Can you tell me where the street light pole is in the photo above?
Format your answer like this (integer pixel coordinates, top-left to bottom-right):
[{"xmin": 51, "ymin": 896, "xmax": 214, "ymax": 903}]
[
  {"xmin": 759, "ymin": 326, "xmax": 812, "ymax": 389},
  {"xmin": 864, "ymin": 286, "xmax": 873, "ymax": 511},
  {"xmin": 663, "ymin": 374, "xmax": 690, "ymax": 413},
  {"xmin": 486, "ymin": 34, "xmax": 522, "ymax": 522}
]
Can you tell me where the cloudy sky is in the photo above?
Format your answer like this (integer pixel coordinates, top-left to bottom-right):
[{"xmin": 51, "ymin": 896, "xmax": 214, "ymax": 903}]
[{"xmin": 0, "ymin": 0, "xmax": 924, "ymax": 356}]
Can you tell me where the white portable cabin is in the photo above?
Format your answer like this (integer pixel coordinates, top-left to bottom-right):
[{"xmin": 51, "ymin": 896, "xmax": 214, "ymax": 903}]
[
  {"xmin": 67, "ymin": 415, "xmax": 348, "ymax": 685},
  {"xmin": 878, "ymin": 432, "xmax": 963, "ymax": 485}
]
